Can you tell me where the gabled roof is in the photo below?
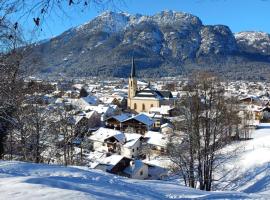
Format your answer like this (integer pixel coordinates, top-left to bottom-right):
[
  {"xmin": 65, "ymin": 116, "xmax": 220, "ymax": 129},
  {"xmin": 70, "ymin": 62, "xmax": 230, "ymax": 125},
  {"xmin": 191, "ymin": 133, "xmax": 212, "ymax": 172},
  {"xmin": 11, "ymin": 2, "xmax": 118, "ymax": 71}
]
[
  {"xmin": 89, "ymin": 127, "xmax": 125, "ymax": 143},
  {"xmin": 99, "ymin": 155, "xmax": 131, "ymax": 171},
  {"xmin": 74, "ymin": 115, "xmax": 85, "ymax": 125},
  {"xmin": 73, "ymin": 111, "xmax": 99, "ymax": 125},
  {"xmin": 72, "ymin": 83, "xmax": 85, "ymax": 90},
  {"xmin": 86, "ymin": 104, "xmax": 116, "ymax": 115},
  {"xmin": 106, "ymin": 113, "xmax": 132, "ymax": 123},
  {"xmin": 145, "ymin": 131, "xmax": 168, "ymax": 148},
  {"xmin": 161, "ymin": 123, "xmax": 174, "ymax": 129},
  {"xmin": 149, "ymin": 105, "xmax": 174, "ymax": 115},
  {"xmin": 135, "ymin": 91, "xmax": 161, "ymax": 99},
  {"xmin": 123, "ymin": 113, "xmax": 154, "ymax": 126},
  {"xmin": 123, "ymin": 160, "xmax": 145, "ymax": 175},
  {"xmin": 123, "ymin": 133, "xmax": 142, "ymax": 148},
  {"xmin": 81, "ymin": 95, "xmax": 99, "ymax": 105},
  {"xmin": 156, "ymin": 90, "xmax": 173, "ymax": 98},
  {"xmin": 100, "ymin": 154, "xmax": 125, "ymax": 166},
  {"xmin": 85, "ymin": 110, "xmax": 99, "ymax": 119},
  {"xmin": 135, "ymin": 87, "xmax": 173, "ymax": 100}
]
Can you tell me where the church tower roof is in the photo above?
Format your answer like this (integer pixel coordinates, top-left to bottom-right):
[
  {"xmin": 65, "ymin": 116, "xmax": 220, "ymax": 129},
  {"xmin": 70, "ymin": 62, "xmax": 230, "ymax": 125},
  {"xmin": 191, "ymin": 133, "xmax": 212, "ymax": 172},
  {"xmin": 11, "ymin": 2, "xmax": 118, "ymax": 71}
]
[{"xmin": 130, "ymin": 56, "xmax": 136, "ymax": 78}]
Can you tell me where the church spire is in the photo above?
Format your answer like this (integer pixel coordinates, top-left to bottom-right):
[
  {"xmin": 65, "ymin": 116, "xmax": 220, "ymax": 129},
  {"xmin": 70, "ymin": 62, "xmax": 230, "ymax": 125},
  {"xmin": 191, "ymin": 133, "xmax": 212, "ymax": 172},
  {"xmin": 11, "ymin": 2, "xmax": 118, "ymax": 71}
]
[{"xmin": 130, "ymin": 56, "xmax": 136, "ymax": 78}]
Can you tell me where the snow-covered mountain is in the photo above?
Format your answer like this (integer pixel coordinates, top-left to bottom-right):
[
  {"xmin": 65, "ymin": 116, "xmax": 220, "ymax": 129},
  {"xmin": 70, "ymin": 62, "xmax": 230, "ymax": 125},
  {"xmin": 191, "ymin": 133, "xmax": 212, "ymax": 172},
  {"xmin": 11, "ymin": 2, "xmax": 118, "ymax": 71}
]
[
  {"xmin": 22, "ymin": 11, "xmax": 270, "ymax": 79},
  {"xmin": 235, "ymin": 31, "xmax": 270, "ymax": 55}
]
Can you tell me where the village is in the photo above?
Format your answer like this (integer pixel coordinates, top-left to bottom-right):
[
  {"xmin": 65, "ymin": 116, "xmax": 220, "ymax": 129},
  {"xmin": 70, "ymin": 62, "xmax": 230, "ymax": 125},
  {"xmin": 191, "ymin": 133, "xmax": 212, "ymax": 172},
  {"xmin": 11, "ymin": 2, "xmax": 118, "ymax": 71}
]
[{"xmin": 10, "ymin": 58, "xmax": 269, "ymax": 182}]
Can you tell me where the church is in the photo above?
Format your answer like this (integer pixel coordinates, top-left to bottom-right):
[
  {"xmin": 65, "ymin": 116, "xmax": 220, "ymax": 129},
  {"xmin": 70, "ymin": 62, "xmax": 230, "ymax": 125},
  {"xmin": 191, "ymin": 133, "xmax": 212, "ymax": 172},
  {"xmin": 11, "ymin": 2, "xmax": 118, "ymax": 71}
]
[{"xmin": 127, "ymin": 58, "xmax": 175, "ymax": 113}]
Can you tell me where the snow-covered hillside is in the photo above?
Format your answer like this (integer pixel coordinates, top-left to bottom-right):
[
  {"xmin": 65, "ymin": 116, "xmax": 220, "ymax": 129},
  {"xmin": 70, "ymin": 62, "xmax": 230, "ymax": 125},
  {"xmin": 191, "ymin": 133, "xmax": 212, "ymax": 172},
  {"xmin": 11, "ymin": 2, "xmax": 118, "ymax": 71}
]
[
  {"xmin": 0, "ymin": 161, "xmax": 262, "ymax": 200},
  {"xmin": 216, "ymin": 123, "xmax": 270, "ymax": 194},
  {"xmin": 2, "ymin": 124, "xmax": 270, "ymax": 199}
]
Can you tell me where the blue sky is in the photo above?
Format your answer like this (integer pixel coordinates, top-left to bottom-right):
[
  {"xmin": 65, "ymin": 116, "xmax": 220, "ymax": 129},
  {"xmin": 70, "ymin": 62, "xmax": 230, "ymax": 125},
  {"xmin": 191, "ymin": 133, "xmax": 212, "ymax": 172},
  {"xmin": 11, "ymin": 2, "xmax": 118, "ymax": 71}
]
[{"xmin": 22, "ymin": 0, "xmax": 270, "ymax": 40}]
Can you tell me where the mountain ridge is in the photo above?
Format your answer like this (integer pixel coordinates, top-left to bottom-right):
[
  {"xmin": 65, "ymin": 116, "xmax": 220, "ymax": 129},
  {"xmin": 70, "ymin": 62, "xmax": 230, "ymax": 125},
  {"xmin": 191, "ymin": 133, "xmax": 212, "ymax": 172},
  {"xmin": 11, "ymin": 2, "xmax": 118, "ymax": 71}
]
[{"xmin": 22, "ymin": 10, "xmax": 270, "ymax": 80}]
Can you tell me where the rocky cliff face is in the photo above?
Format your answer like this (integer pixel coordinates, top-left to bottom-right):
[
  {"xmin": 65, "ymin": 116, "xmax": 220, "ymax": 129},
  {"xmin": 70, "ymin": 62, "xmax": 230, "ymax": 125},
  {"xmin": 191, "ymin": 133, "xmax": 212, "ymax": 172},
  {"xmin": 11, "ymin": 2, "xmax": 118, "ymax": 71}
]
[
  {"xmin": 23, "ymin": 11, "xmax": 270, "ymax": 79},
  {"xmin": 235, "ymin": 31, "xmax": 270, "ymax": 56}
]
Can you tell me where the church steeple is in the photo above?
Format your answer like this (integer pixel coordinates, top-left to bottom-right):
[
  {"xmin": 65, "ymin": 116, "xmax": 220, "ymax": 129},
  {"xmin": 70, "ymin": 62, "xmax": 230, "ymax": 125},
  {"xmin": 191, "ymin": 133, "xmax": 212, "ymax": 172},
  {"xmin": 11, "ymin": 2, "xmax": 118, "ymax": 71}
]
[
  {"xmin": 130, "ymin": 56, "xmax": 136, "ymax": 78},
  {"xmin": 128, "ymin": 56, "xmax": 137, "ymax": 101}
]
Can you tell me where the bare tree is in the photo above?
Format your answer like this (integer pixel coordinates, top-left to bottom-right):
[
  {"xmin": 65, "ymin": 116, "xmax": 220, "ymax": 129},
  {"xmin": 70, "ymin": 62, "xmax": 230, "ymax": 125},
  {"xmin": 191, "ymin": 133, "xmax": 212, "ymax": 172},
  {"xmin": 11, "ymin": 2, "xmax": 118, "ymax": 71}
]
[
  {"xmin": 50, "ymin": 107, "xmax": 76, "ymax": 166},
  {"xmin": 0, "ymin": 51, "xmax": 24, "ymax": 158},
  {"xmin": 167, "ymin": 72, "xmax": 241, "ymax": 191},
  {"xmin": 0, "ymin": 0, "xmax": 123, "ymax": 160}
]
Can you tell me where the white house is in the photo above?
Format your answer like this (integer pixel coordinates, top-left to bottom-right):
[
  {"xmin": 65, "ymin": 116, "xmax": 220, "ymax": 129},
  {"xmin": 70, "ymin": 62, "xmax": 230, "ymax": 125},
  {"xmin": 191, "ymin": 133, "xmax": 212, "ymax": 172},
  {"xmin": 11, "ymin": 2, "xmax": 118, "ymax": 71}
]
[
  {"xmin": 123, "ymin": 160, "xmax": 149, "ymax": 179},
  {"xmin": 160, "ymin": 123, "xmax": 174, "ymax": 134},
  {"xmin": 89, "ymin": 127, "xmax": 125, "ymax": 153},
  {"xmin": 144, "ymin": 131, "xmax": 168, "ymax": 154},
  {"xmin": 121, "ymin": 133, "xmax": 143, "ymax": 159},
  {"xmin": 94, "ymin": 155, "xmax": 148, "ymax": 179},
  {"xmin": 86, "ymin": 104, "xmax": 118, "ymax": 121},
  {"xmin": 149, "ymin": 105, "xmax": 175, "ymax": 116}
]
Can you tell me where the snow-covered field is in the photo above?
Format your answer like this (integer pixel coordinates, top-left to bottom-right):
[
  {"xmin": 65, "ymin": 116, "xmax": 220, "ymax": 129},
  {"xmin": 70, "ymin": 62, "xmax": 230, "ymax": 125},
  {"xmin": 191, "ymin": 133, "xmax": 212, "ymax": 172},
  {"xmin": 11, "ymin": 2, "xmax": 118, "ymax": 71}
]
[
  {"xmin": 2, "ymin": 124, "xmax": 270, "ymax": 199},
  {"xmin": 0, "ymin": 161, "xmax": 262, "ymax": 200},
  {"xmin": 216, "ymin": 123, "xmax": 270, "ymax": 195}
]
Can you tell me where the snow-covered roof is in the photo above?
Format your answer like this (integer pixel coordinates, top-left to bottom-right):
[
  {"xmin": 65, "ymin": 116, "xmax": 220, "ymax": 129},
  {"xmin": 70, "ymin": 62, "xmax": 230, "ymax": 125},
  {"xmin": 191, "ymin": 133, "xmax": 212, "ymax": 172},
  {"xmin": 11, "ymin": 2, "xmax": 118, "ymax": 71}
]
[
  {"xmin": 133, "ymin": 114, "xmax": 154, "ymax": 126},
  {"xmin": 124, "ymin": 113, "xmax": 154, "ymax": 126},
  {"xmin": 71, "ymin": 95, "xmax": 99, "ymax": 110},
  {"xmin": 161, "ymin": 123, "xmax": 174, "ymax": 129},
  {"xmin": 74, "ymin": 115, "xmax": 84, "ymax": 125},
  {"xmin": 89, "ymin": 127, "xmax": 125, "ymax": 143},
  {"xmin": 245, "ymin": 104, "xmax": 263, "ymax": 112},
  {"xmin": 145, "ymin": 131, "xmax": 168, "ymax": 148},
  {"xmin": 85, "ymin": 110, "xmax": 98, "ymax": 119},
  {"xmin": 86, "ymin": 104, "xmax": 117, "ymax": 115},
  {"xmin": 88, "ymin": 151, "xmax": 107, "ymax": 162},
  {"xmin": 55, "ymin": 98, "xmax": 64, "ymax": 104},
  {"xmin": 99, "ymin": 96, "xmax": 117, "ymax": 104},
  {"xmin": 123, "ymin": 160, "xmax": 145, "ymax": 175},
  {"xmin": 144, "ymin": 112, "xmax": 162, "ymax": 119},
  {"xmin": 72, "ymin": 83, "xmax": 85, "ymax": 90},
  {"xmin": 98, "ymin": 155, "xmax": 129, "ymax": 170},
  {"xmin": 171, "ymin": 91, "xmax": 180, "ymax": 98},
  {"xmin": 81, "ymin": 95, "xmax": 99, "ymax": 105},
  {"xmin": 123, "ymin": 133, "xmax": 142, "ymax": 148},
  {"xmin": 108, "ymin": 113, "xmax": 131, "ymax": 122},
  {"xmin": 149, "ymin": 105, "xmax": 174, "ymax": 115}
]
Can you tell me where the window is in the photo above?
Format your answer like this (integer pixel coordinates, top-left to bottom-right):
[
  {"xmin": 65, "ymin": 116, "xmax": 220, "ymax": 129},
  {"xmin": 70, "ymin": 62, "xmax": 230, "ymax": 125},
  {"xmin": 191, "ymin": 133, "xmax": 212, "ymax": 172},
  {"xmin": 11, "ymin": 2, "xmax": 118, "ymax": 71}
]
[
  {"xmin": 137, "ymin": 147, "xmax": 139, "ymax": 150},
  {"xmin": 132, "ymin": 149, "xmax": 135, "ymax": 152},
  {"xmin": 134, "ymin": 103, "xmax": 137, "ymax": 110},
  {"xmin": 150, "ymin": 104, "xmax": 153, "ymax": 108},
  {"xmin": 140, "ymin": 170, "xmax": 143, "ymax": 176},
  {"xmin": 142, "ymin": 104, "xmax": 145, "ymax": 111}
]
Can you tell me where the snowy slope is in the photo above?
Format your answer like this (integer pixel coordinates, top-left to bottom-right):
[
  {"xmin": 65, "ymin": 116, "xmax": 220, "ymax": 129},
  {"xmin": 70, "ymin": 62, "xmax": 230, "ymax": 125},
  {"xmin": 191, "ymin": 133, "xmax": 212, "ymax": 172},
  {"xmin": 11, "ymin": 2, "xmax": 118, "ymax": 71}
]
[
  {"xmin": 2, "ymin": 124, "xmax": 270, "ymax": 199},
  {"xmin": 216, "ymin": 123, "xmax": 270, "ymax": 196},
  {"xmin": 0, "ymin": 161, "xmax": 263, "ymax": 200}
]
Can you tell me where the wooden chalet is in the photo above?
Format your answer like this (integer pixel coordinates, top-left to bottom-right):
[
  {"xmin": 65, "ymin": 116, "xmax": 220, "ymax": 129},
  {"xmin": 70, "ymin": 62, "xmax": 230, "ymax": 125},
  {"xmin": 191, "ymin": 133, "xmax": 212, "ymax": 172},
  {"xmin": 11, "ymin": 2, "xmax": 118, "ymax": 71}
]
[{"xmin": 121, "ymin": 114, "xmax": 154, "ymax": 135}]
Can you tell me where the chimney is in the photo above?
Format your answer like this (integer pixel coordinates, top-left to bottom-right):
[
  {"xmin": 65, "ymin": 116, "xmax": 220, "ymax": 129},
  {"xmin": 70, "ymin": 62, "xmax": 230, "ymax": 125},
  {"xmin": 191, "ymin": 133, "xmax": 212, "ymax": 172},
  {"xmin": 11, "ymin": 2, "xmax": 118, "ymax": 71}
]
[{"xmin": 130, "ymin": 160, "xmax": 135, "ymax": 166}]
